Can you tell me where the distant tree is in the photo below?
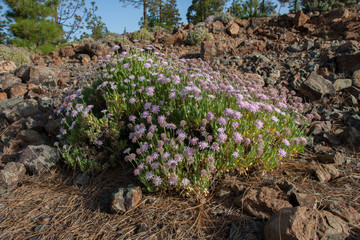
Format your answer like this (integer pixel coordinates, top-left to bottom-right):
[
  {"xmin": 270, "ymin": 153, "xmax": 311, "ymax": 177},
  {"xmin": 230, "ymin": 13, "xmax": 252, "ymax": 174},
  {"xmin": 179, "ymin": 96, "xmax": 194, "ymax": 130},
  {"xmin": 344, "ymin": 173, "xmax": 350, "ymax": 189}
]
[
  {"xmin": 119, "ymin": 0, "xmax": 149, "ymax": 28},
  {"xmin": 80, "ymin": 2, "xmax": 107, "ymax": 40},
  {"xmin": 278, "ymin": 0, "xmax": 290, "ymax": 13},
  {"xmin": 0, "ymin": 4, "xmax": 10, "ymax": 44},
  {"xmin": 4, "ymin": 0, "xmax": 63, "ymax": 50},
  {"xmin": 186, "ymin": 0, "xmax": 229, "ymax": 24},
  {"xmin": 55, "ymin": 0, "xmax": 90, "ymax": 40},
  {"xmin": 289, "ymin": 0, "xmax": 301, "ymax": 13},
  {"xmin": 229, "ymin": 0, "xmax": 276, "ymax": 18},
  {"xmin": 146, "ymin": 0, "xmax": 181, "ymax": 28}
]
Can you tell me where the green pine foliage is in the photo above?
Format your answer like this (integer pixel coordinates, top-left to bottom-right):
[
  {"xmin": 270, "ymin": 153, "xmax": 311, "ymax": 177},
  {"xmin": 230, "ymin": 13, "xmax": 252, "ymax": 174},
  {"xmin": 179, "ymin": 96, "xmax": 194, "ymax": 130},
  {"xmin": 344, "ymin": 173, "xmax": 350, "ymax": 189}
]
[
  {"xmin": 80, "ymin": 2, "xmax": 108, "ymax": 40},
  {"xmin": 4, "ymin": 0, "xmax": 63, "ymax": 54},
  {"xmin": 229, "ymin": 0, "xmax": 277, "ymax": 18},
  {"xmin": 186, "ymin": 0, "xmax": 229, "ymax": 24},
  {"xmin": 301, "ymin": 0, "xmax": 359, "ymax": 12}
]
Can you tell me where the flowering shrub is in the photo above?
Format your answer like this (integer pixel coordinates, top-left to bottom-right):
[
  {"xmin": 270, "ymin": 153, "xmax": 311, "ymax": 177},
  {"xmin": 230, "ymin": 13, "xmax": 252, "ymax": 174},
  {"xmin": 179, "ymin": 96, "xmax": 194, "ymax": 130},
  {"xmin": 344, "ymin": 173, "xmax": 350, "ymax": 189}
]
[
  {"xmin": 56, "ymin": 45, "xmax": 311, "ymax": 196},
  {"xmin": 185, "ymin": 29, "xmax": 211, "ymax": 46},
  {"xmin": 214, "ymin": 12, "xmax": 235, "ymax": 25},
  {"xmin": 0, "ymin": 44, "xmax": 31, "ymax": 66},
  {"xmin": 130, "ymin": 28, "xmax": 155, "ymax": 43}
]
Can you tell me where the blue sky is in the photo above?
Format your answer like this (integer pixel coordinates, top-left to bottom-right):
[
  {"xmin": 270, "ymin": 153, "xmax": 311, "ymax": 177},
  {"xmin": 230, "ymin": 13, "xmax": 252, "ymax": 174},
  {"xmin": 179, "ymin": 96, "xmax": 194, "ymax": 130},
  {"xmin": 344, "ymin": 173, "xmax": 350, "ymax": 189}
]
[{"xmin": 91, "ymin": 0, "xmax": 288, "ymax": 34}]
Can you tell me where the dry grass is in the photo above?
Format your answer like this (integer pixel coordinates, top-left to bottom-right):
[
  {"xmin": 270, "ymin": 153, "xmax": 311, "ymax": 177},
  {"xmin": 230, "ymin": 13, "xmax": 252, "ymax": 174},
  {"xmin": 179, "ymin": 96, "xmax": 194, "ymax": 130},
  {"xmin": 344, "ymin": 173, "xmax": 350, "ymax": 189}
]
[{"xmin": 0, "ymin": 147, "xmax": 359, "ymax": 240}]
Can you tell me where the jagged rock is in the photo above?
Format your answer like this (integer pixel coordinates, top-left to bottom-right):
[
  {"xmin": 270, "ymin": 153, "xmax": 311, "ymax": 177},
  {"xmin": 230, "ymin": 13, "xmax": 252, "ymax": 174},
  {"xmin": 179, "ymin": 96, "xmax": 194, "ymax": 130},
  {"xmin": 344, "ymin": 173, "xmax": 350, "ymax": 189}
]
[
  {"xmin": 0, "ymin": 162, "xmax": 26, "ymax": 191},
  {"xmin": 0, "ymin": 61, "xmax": 17, "ymax": 74},
  {"xmin": 17, "ymin": 144, "xmax": 60, "ymax": 175},
  {"xmin": 59, "ymin": 47, "xmax": 75, "ymax": 58},
  {"xmin": 212, "ymin": 21, "xmax": 225, "ymax": 33},
  {"xmin": 16, "ymin": 129, "xmax": 43, "ymax": 144},
  {"xmin": 3, "ymin": 99, "xmax": 39, "ymax": 123},
  {"xmin": 226, "ymin": 22, "xmax": 240, "ymax": 37},
  {"xmin": 111, "ymin": 185, "xmax": 142, "ymax": 213},
  {"xmin": 299, "ymin": 71, "xmax": 336, "ymax": 100},
  {"xmin": 315, "ymin": 164, "xmax": 340, "ymax": 182},
  {"xmin": 6, "ymin": 83, "xmax": 28, "ymax": 98},
  {"xmin": 235, "ymin": 187, "xmax": 292, "ymax": 219},
  {"xmin": 264, "ymin": 207, "xmax": 349, "ymax": 240},
  {"xmin": 28, "ymin": 66, "xmax": 57, "ymax": 85},
  {"xmin": 76, "ymin": 54, "xmax": 91, "ymax": 63},
  {"xmin": 353, "ymin": 70, "xmax": 360, "ymax": 88},
  {"xmin": 0, "ymin": 73, "xmax": 22, "ymax": 91},
  {"xmin": 333, "ymin": 78, "xmax": 352, "ymax": 91},
  {"xmin": 289, "ymin": 192, "xmax": 317, "ymax": 209},
  {"xmin": 327, "ymin": 8, "xmax": 350, "ymax": 23},
  {"xmin": 326, "ymin": 202, "xmax": 360, "ymax": 225},
  {"xmin": 84, "ymin": 42, "xmax": 112, "ymax": 57},
  {"xmin": 294, "ymin": 11, "xmax": 310, "ymax": 27},
  {"xmin": 201, "ymin": 40, "xmax": 241, "ymax": 60},
  {"xmin": 0, "ymin": 92, "xmax": 7, "ymax": 101}
]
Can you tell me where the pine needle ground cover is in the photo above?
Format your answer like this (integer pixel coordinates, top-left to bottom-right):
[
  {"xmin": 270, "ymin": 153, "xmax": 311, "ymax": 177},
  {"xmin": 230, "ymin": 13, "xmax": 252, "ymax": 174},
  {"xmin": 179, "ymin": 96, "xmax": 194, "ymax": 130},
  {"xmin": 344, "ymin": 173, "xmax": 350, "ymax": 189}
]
[{"xmin": 56, "ymin": 44, "xmax": 311, "ymax": 197}]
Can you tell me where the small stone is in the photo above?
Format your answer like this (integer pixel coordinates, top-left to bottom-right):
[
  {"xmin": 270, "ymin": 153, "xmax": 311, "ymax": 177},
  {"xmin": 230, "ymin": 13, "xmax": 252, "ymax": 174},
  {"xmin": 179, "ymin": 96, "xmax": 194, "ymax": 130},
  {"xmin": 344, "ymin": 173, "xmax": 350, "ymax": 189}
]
[
  {"xmin": 3, "ymin": 99, "xmax": 39, "ymax": 123},
  {"xmin": 333, "ymin": 78, "xmax": 352, "ymax": 91},
  {"xmin": 0, "ymin": 92, "xmax": 7, "ymax": 101},
  {"xmin": 111, "ymin": 185, "xmax": 142, "ymax": 213},
  {"xmin": 315, "ymin": 164, "xmax": 340, "ymax": 182},
  {"xmin": 73, "ymin": 173, "xmax": 90, "ymax": 186},
  {"xmin": 289, "ymin": 192, "xmax": 317, "ymax": 209},
  {"xmin": 299, "ymin": 71, "xmax": 336, "ymax": 100},
  {"xmin": 6, "ymin": 83, "xmax": 28, "ymax": 98},
  {"xmin": 0, "ymin": 162, "xmax": 26, "ymax": 190},
  {"xmin": 0, "ymin": 61, "xmax": 16, "ymax": 73},
  {"xmin": 0, "ymin": 73, "xmax": 22, "ymax": 91}
]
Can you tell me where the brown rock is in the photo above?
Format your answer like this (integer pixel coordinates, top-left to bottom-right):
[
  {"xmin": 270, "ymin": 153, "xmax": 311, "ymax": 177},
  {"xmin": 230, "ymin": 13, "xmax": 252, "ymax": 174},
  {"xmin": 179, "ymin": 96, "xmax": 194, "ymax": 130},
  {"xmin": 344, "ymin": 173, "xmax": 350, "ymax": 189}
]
[
  {"xmin": 290, "ymin": 192, "xmax": 317, "ymax": 209},
  {"xmin": 235, "ymin": 187, "xmax": 292, "ymax": 219},
  {"xmin": 0, "ymin": 92, "xmax": 7, "ymax": 101},
  {"xmin": 0, "ymin": 60, "xmax": 17, "ymax": 74},
  {"xmin": 6, "ymin": 83, "xmax": 28, "ymax": 98},
  {"xmin": 49, "ymin": 51, "xmax": 59, "ymax": 58},
  {"xmin": 264, "ymin": 207, "xmax": 349, "ymax": 240},
  {"xmin": 0, "ymin": 162, "xmax": 26, "ymax": 190},
  {"xmin": 299, "ymin": 71, "xmax": 336, "ymax": 100},
  {"xmin": 294, "ymin": 11, "xmax": 310, "ymax": 27},
  {"xmin": 16, "ymin": 129, "xmax": 43, "ymax": 144},
  {"xmin": 212, "ymin": 21, "xmax": 225, "ymax": 33},
  {"xmin": 353, "ymin": 70, "xmax": 360, "ymax": 88},
  {"xmin": 52, "ymin": 58, "xmax": 63, "ymax": 66},
  {"xmin": 0, "ymin": 73, "xmax": 22, "ymax": 90},
  {"xmin": 201, "ymin": 39, "xmax": 242, "ymax": 60},
  {"xmin": 327, "ymin": 8, "xmax": 350, "ymax": 23},
  {"xmin": 77, "ymin": 54, "xmax": 91, "ymax": 63},
  {"xmin": 327, "ymin": 202, "xmax": 360, "ymax": 225},
  {"xmin": 333, "ymin": 78, "xmax": 352, "ymax": 91},
  {"xmin": 315, "ymin": 164, "xmax": 340, "ymax": 183},
  {"xmin": 111, "ymin": 185, "xmax": 142, "ymax": 213},
  {"xmin": 28, "ymin": 66, "xmax": 56, "ymax": 85},
  {"xmin": 60, "ymin": 46, "xmax": 75, "ymax": 58},
  {"xmin": 226, "ymin": 22, "xmax": 240, "ymax": 37},
  {"xmin": 234, "ymin": 19, "xmax": 249, "ymax": 28}
]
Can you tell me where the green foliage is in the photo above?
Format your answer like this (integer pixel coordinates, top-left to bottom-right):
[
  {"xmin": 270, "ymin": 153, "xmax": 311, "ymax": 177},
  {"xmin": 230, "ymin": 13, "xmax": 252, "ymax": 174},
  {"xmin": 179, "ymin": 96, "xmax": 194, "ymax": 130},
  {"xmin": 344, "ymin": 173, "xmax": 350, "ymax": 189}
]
[
  {"xmin": 130, "ymin": 28, "xmax": 154, "ymax": 42},
  {"xmin": 229, "ymin": 0, "xmax": 277, "ymax": 18},
  {"xmin": 140, "ymin": 0, "xmax": 181, "ymax": 29},
  {"xmin": 185, "ymin": 28, "xmax": 211, "ymax": 46},
  {"xmin": 289, "ymin": 0, "xmax": 301, "ymax": 13},
  {"xmin": 187, "ymin": 0, "xmax": 229, "ymax": 24},
  {"xmin": 57, "ymin": 47, "xmax": 310, "ymax": 196},
  {"xmin": 0, "ymin": 44, "xmax": 31, "ymax": 66},
  {"xmin": 80, "ymin": 2, "xmax": 108, "ymax": 40},
  {"xmin": 214, "ymin": 11, "xmax": 235, "ymax": 24},
  {"xmin": 4, "ymin": 0, "xmax": 63, "ymax": 54}
]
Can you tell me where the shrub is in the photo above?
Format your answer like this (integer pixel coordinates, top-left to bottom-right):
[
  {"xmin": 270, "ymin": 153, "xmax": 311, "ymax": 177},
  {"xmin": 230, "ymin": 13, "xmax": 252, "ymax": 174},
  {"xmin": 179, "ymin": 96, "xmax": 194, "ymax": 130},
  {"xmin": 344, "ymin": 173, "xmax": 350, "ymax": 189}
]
[
  {"xmin": 56, "ymin": 45, "xmax": 311, "ymax": 196},
  {"xmin": 130, "ymin": 28, "xmax": 155, "ymax": 43},
  {"xmin": 214, "ymin": 12, "xmax": 235, "ymax": 25},
  {"xmin": 0, "ymin": 44, "xmax": 31, "ymax": 66},
  {"xmin": 185, "ymin": 29, "xmax": 211, "ymax": 46}
]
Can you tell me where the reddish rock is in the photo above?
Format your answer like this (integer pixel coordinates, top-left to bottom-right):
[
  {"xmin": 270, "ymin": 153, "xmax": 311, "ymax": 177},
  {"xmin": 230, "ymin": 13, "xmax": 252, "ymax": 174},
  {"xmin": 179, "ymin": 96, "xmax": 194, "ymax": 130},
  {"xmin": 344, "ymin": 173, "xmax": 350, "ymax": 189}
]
[
  {"xmin": 290, "ymin": 192, "xmax": 317, "ymax": 209},
  {"xmin": 226, "ymin": 22, "xmax": 240, "ymax": 37},
  {"xmin": 352, "ymin": 69, "xmax": 360, "ymax": 88},
  {"xmin": 60, "ymin": 47, "xmax": 75, "ymax": 58},
  {"xmin": 49, "ymin": 51, "xmax": 59, "ymax": 58},
  {"xmin": 235, "ymin": 19, "xmax": 249, "ymax": 28},
  {"xmin": 52, "ymin": 58, "xmax": 63, "ymax": 66},
  {"xmin": 201, "ymin": 39, "xmax": 242, "ymax": 60},
  {"xmin": 0, "ymin": 60, "xmax": 17, "ymax": 73},
  {"xmin": 264, "ymin": 207, "xmax": 349, "ymax": 240},
  {"xmin": 294, "ymin": 11, "xmax": 310, "ymax": 27},
  {"xmin": 77, "ymin": 54, "xmax": 91, "ymax": 63},
  {"xmin": 327, "ymin": 8, "xmax": 350, "ymax": 23},
  {"xmin": 0, "ymin": 162, "xmax": 26, "ymax": 190},
  {"xmin": 6, "ymin": 83, "xmax": 28, "ymax": 98},
  {"xmin": 16, "ymin": 129, "xmax": 43, "ymax": 144},
  {"xmin": 212, "ymin": 20, "xmax": 225, "ymax": 33},
  {"xmin": 0, "ymin": 92, "xmax": 7, "ymax": 101},
  {"xmin": 160, "ymin": 32, "xmax": 186, "ymax": 46},
  {"xmin": 84, "ymin": 42, "xmax": 112, "ymax": 57},
  {"xmin": 235, "ymin": 187, "xmax": 292, "ymax": 219}
]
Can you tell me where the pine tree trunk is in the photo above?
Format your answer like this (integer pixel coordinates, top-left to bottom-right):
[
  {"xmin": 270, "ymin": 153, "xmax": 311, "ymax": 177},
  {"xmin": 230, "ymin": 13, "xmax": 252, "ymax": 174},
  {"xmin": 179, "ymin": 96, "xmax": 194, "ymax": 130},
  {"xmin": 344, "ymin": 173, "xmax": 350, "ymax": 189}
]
[{"xmin": 143, "ymin": 0, "xmax": 148, "ymax": 28}]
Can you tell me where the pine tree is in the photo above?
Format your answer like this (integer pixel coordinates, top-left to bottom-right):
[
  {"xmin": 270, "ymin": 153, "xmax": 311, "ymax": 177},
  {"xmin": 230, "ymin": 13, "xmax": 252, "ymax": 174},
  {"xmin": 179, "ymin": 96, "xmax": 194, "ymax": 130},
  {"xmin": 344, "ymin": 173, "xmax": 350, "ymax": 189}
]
[
  {"xmin": 301, "ymin": 0, "xmax": 359, "ymax": 12},
  {"xmin": 147, "ymin": 0, "xmax": 181, "ymax": 28},
  {"xmin": 289, "ymin": 0, "xmax": 301, "ymax": 13},
  {"xmin": 0, "ymin": 4, "xmax": 10, "ymax": 44},
  {"xmin": 4, "ymin": 0, "xmax": 63, "ymax": 51},
  {"xmin": 186, "ymin": 0, "xmax": 229, "ymax": 24},
  {"xmin": 229, "ymin": 0, "xmax": 276, "ymax": 18},
  {"xmin": 162, "ymin": 0, "xmax": 181, "ymax": 27},
  {"xmin": 80, "ymin": 1, "xmax": 107, "ymax": 40}
]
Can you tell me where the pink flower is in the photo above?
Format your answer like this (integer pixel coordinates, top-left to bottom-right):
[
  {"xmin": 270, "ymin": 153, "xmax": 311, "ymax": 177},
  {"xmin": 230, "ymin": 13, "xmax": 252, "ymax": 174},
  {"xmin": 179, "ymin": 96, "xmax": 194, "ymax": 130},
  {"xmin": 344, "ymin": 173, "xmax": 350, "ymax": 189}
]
[
  {"xmin": 278, "ymin": 148, "xmax": 287, "ymax": 158},
  {"xmin": 255, "ymin": 120, "xmax": 263, "ymax": 129}
]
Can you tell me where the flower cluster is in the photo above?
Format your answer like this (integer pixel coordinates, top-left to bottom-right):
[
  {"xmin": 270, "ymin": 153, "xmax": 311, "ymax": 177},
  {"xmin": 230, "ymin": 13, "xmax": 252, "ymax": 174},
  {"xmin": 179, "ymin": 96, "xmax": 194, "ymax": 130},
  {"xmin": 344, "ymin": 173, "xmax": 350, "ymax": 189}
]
[{"xmin": 56, "ymin": 44, "xmax": 311, "ymax": 196}]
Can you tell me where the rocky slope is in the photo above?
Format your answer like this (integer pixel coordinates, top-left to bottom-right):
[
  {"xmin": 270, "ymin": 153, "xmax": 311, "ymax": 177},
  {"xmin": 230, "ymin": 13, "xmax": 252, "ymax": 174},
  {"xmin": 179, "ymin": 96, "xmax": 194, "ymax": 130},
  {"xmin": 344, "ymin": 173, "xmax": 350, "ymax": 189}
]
[{"xmin": 0, "ymin": 6, "xmax": 360, "ymax": 240}]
